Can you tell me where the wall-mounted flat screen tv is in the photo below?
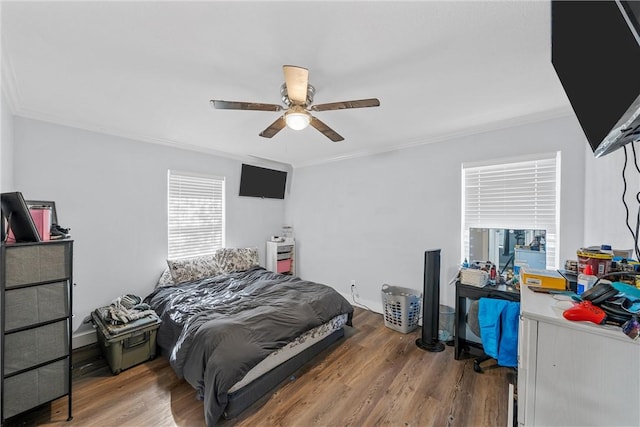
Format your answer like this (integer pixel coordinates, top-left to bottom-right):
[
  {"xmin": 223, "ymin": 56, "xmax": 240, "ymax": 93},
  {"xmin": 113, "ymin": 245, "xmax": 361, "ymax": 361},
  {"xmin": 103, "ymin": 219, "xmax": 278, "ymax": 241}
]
[
  {"xmin": 552, "ymin": 0, "xmax": 640, "ymax": 158},
  {"xmin": 239, "ymin": 164, "xmax": 287, "ymax": 199}
]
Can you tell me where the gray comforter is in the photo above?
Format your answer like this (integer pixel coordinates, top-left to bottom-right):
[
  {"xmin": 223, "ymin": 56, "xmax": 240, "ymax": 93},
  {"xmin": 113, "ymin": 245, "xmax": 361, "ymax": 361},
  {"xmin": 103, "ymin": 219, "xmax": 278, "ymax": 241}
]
[{"xmin": 144, "ymin": 266, "xmax": 353, "ymax": 426}]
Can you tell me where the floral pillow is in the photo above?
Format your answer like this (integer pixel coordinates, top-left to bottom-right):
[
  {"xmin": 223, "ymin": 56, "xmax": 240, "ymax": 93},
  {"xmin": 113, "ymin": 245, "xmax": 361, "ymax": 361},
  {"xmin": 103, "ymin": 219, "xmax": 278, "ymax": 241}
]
[
  {"xmin": 156, "ymin": 268, "xmax": 175, "ymax": 288},
  {"xmin": 213, "ymin": 247, "xmax": 259, "ymax": 273},
  {"xmin": 163, "ymin": 247, "xmax": 259, "ymax": 285},
  {"xmin": 166, "ymin": 254, "xmax": 220, "ymax": 285}
]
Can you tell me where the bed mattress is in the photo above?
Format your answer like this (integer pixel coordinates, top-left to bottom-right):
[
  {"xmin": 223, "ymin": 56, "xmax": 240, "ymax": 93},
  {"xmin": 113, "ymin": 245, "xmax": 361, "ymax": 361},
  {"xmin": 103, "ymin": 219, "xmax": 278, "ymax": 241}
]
[{"xmin": 228, "ymin": 313, "xmax": 348, "ymax": 393}]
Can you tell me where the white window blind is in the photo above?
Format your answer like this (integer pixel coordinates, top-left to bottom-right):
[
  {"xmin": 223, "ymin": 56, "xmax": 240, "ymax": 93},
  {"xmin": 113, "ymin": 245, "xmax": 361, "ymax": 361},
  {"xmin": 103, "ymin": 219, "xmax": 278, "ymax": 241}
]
[
  {"xmin": 168, "ymin": 170, "xmax": 225, "ymax": 259},
  {"xmin": 462, "ymin": 152, "xmax": 561, "ymax": 269}
]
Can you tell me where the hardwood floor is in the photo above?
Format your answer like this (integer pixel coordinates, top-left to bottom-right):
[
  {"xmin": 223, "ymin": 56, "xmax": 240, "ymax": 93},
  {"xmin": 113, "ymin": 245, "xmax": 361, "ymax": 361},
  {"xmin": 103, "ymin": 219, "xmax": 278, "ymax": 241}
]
[{"xmin": 7, "ymin": 308, "xmax": 513, "ymax": 427}]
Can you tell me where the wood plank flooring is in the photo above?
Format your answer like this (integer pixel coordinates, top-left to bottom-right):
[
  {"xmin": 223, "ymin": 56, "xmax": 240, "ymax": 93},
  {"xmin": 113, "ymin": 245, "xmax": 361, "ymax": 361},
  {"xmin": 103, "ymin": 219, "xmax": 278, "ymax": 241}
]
[{"xmin": 6, "ymin": 308, "xmax": 513, "ymax": 427}]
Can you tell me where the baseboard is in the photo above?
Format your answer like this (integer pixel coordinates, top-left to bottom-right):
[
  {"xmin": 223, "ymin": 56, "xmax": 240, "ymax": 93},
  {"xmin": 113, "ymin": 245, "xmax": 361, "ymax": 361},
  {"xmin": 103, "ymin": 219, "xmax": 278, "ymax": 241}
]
[
  {"xmin": 338, "ymin": 291, "xmax": 383, "ymax": 314},
  {"xmin": 72, "ymin": 328, "xmax": 97, "ymax": 349}
]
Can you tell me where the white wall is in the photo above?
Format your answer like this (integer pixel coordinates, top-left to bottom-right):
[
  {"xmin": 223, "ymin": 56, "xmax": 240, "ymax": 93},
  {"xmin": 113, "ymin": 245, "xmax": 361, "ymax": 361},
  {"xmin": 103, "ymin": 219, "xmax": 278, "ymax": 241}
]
[
  {"xmin": 13, "ymin": 117, "xmax": 287, "ymax": 346},
  {"xmin": 286, "ymin": 115, "xmax": 587, "ymax": 311},
  {"xmin": 0, "ymin": 90, "xmax": 14, "ymax": 191},
  {"xmin": 584, "ymin": 146, "xmax": 640, "ymax": 252},
  {"xmin": 10, "ymin": 112, "xmax": 607, "ymax": 345}
]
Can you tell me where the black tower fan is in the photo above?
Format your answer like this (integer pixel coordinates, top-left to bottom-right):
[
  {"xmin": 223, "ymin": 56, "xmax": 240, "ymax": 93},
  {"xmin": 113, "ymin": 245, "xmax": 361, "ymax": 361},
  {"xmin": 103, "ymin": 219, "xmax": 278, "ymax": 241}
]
[{"xmin": 416, "ymin": 249, "xmax": 445, "ymax": 352}]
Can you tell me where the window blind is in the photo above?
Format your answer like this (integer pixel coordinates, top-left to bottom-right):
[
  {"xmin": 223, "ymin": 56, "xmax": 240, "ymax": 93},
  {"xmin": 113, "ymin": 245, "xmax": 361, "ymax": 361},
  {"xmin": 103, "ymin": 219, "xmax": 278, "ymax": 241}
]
[
  {"xmin": 168, "ymin": 170, "xmax": 225, "ymax": 259},
  {"xmin": 462, "ymin": 152, "xmax": 560, "ymax": 269}
]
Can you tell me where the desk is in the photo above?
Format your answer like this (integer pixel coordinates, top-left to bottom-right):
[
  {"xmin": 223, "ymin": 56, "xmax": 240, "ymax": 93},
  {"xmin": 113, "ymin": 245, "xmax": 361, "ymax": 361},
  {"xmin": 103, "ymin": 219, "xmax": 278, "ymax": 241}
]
[{"xmin": 454, "ymin": 281, "xmax": 520, "ymax": 360}]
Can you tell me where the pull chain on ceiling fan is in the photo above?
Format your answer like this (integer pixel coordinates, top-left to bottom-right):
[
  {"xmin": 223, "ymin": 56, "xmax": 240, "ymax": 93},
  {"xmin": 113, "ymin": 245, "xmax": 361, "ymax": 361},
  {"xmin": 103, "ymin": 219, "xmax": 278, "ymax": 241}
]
[{"xmin": 210, "ymin": 65, "xmax": 380, "ymax": 142}]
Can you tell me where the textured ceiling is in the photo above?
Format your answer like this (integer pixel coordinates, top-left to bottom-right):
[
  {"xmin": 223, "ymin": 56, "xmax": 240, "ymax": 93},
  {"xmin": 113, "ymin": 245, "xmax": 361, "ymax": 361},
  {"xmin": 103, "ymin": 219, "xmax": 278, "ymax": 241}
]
[{"xmin": 1, "ymin": 1, "xmax": 572, "ymax": 167}]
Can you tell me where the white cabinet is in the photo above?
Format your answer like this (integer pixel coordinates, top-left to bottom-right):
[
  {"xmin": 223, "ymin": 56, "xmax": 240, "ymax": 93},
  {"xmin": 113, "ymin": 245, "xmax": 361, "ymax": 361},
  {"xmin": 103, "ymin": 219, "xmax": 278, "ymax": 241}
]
[
  {"xmin": 266, "ymin": 238, "xmax": 295, "ymax": 275},
  {"xmin": 518, "ymin": 287, "xmax": 640, "ymax": 426}
]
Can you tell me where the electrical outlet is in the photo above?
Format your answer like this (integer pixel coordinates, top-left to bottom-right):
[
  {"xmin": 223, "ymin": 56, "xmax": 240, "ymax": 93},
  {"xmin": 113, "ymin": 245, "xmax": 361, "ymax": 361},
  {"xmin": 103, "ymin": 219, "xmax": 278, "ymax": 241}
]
[{"xmin": 350, "ymin": 280, "xmax": 359, "ymax": 299}]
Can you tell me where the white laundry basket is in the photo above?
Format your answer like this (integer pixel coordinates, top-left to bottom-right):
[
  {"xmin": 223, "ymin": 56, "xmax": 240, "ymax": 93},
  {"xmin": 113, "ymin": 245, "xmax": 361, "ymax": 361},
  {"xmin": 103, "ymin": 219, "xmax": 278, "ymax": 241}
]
[{"xmin": 381, "ymin": 284, "xmax": 421, "ymax": 333}]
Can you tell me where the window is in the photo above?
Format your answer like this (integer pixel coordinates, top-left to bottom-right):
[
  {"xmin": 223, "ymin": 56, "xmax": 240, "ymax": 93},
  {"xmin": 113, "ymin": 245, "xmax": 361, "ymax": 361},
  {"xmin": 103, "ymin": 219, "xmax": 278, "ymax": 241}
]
[
  {"xmin": 168, "ymin": 170, "xmax": 225, "ymax": 259},
  {"xmin": 462, "ymin": 152, "xmax": 561, "ymax": 269}
]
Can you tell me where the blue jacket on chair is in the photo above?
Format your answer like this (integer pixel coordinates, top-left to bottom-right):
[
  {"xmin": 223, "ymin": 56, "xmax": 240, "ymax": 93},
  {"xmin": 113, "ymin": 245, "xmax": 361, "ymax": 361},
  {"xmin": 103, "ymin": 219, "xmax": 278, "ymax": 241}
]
[{"xmin": 478, "ymin": 298, "xmax": 520, "ymax": 367}]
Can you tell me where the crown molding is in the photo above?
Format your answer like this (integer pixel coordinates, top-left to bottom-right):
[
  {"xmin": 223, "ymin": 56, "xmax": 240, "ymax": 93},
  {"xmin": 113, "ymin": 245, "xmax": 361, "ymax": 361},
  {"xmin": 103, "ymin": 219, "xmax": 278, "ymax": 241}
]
[
  {"xmin": 7, "ymin": 81, "xmax": 572, "ymax": 172},
  {"xmin": 1, "ymin": 44, "xmax": 20, "ymax": 113},
  {"xmin": 291, "ymin": 106, "xmax": 574, "ymax": 168},
  {"xmin": 12, "ymin": 106, "xmax": 279, "ymax": 166}
]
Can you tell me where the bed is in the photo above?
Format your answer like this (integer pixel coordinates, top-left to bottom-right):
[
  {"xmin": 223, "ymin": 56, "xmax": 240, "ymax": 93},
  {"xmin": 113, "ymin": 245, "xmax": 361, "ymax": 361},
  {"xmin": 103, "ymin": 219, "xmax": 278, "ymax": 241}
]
[{"xmin": 144, "ymin": 248, "xmax": 353, "ymax": 426}]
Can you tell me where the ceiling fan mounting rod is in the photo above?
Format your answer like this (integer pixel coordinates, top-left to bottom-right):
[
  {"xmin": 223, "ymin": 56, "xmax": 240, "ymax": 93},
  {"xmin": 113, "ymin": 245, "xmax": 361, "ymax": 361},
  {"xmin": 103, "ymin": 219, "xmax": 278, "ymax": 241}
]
[{"xmin": 280, "ymin": 83, "xmax": 315, "ymax": 106}]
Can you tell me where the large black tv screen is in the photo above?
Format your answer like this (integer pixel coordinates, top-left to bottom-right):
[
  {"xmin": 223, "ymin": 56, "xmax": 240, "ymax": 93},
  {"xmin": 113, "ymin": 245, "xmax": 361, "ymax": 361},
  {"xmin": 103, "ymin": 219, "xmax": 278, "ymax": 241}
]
[
  {"xmin": 552, "ymin": 0, "xmax": 640, "ymax": 157},
  {"xmin": 239, "ymin": 164, "xmax": 287, "ymax": 199}
]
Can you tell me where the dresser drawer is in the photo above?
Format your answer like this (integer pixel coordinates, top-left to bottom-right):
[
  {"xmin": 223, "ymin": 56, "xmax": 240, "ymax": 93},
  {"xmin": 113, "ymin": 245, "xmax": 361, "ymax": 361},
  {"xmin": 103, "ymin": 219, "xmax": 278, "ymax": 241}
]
[
  {"xmin": 4, "ymin": 243, "xmax": 71, "ymax": 287},
  {"xmin": 277, "ymin": 245, "xmax": 294, "ymax": 253},
  {"xmin": 4, "ymin": 281, "xmax": 69, "ymax": 330},
  {"xmin": 4, "ymin": 321, "xmax": 69, "ymax": 375},
  {"xmin": 3, "ymin": 359, "xmax": 69, "ymax": 419}
]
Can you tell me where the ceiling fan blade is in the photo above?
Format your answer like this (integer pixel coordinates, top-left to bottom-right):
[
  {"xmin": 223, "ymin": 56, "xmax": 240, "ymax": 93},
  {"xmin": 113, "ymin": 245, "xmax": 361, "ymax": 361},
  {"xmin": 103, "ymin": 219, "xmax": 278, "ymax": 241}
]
[
  {"xmin": 259, "ymin": 116, "xmax": 287, "ymax": 139},
  {"xmin": 310, "ymin": 98, "xmax": 380, "ymax": 112},
  {"xmin": 283, "ymin": 65, "xmax": 309, "ymax": 105},
  {"xmin": 210, "ymin": 100, "xmax": 283, "ymax": 112},
  {"xmin": 310, "ymin": 116, "xmax": 344, "ymax": 142}
]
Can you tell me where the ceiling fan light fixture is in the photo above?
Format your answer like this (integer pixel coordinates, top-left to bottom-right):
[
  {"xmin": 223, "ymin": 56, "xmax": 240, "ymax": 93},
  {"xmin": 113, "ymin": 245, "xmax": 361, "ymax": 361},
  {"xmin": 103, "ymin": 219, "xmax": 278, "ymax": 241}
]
[
  {"xmin": 210, "ymin": 65, "xmax": 379, "ymax": 141},
  {"xmin": 285, "ymin": 109, "xmax": 311, "ymax": 130}
]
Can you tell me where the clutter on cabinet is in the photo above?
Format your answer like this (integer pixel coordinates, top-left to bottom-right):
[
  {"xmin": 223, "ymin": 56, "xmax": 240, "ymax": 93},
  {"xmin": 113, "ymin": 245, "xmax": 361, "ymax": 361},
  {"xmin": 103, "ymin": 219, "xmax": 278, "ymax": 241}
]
[
  {"xmin": 576, "ymin": 265, "xmax": 597, "ymax": 295},
  {"xmin": 564, "ymin": 259, "xmax": 579, "ymax": 272},
  {"xmin": 463, "ymin": 240, "xmax": 640, "ymax": 340},
  {"xmin": 577, "ymin": 247, "xmax": 613, "ymax": 275},
  {"xmin": 519, "ymin": 267, "xmax": 567, "ymax": 290},
  {"xmin": 622, "ymin": 315, "xmax": 640, "ymax": 340},
  {"xmin": 562, "ymin": 300, "xmax": 606, "ymax": 324}
]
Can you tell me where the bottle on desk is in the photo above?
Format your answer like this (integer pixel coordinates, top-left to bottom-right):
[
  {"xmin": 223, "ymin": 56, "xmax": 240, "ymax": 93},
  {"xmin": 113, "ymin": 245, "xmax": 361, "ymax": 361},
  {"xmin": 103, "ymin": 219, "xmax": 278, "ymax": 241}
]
[{"xmin": 577, "ymin": 264, "xmax": 597, "ymax": 295}]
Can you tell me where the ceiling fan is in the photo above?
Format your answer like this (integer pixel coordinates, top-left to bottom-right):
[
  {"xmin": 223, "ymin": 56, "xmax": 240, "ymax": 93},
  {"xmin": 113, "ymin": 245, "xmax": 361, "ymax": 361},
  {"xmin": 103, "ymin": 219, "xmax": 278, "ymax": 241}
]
[{"xmin": 210, "ymin": 65, "xmax": 380, "ymax": 142}]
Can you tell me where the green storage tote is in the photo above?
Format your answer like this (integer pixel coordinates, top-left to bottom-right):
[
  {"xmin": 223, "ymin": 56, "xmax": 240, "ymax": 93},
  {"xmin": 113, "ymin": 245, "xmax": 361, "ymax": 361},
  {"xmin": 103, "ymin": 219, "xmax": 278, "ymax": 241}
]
[{"xmin": 91, "ymin": 309, "xmax": 161, "ymax": 375}]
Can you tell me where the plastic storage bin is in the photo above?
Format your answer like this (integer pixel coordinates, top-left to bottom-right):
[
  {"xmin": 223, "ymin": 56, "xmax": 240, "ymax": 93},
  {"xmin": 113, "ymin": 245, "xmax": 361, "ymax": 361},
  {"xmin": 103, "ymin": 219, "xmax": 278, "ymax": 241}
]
[
  {"xmin": 277, "ymin": 258, "xmax": 292, "ymax": 274},
  {"xmin": 91, "ymin": 309, "xmax": 161, "ymax": 375},
  {"xmin": 381, "ymin": 284, "xmax": 421, "ymax": 333}
]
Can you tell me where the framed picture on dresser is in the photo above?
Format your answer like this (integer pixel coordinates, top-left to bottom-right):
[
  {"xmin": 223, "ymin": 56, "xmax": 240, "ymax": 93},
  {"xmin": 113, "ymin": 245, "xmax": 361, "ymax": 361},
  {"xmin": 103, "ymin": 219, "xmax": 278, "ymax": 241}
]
[{"xmin": 0, "ymin": 192, "xmax": 41, "ymax": 243}]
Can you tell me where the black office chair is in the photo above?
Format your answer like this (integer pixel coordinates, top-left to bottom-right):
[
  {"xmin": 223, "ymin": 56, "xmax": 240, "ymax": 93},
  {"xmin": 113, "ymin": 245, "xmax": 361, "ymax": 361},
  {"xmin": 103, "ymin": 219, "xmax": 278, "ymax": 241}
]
[
  {"xmin": 467, "ymin": 297, "xmax": 519, "ymax": 373},
  {"xmin": 467, "ymin": 299, "xmax": 492, "ymax": 373}
]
